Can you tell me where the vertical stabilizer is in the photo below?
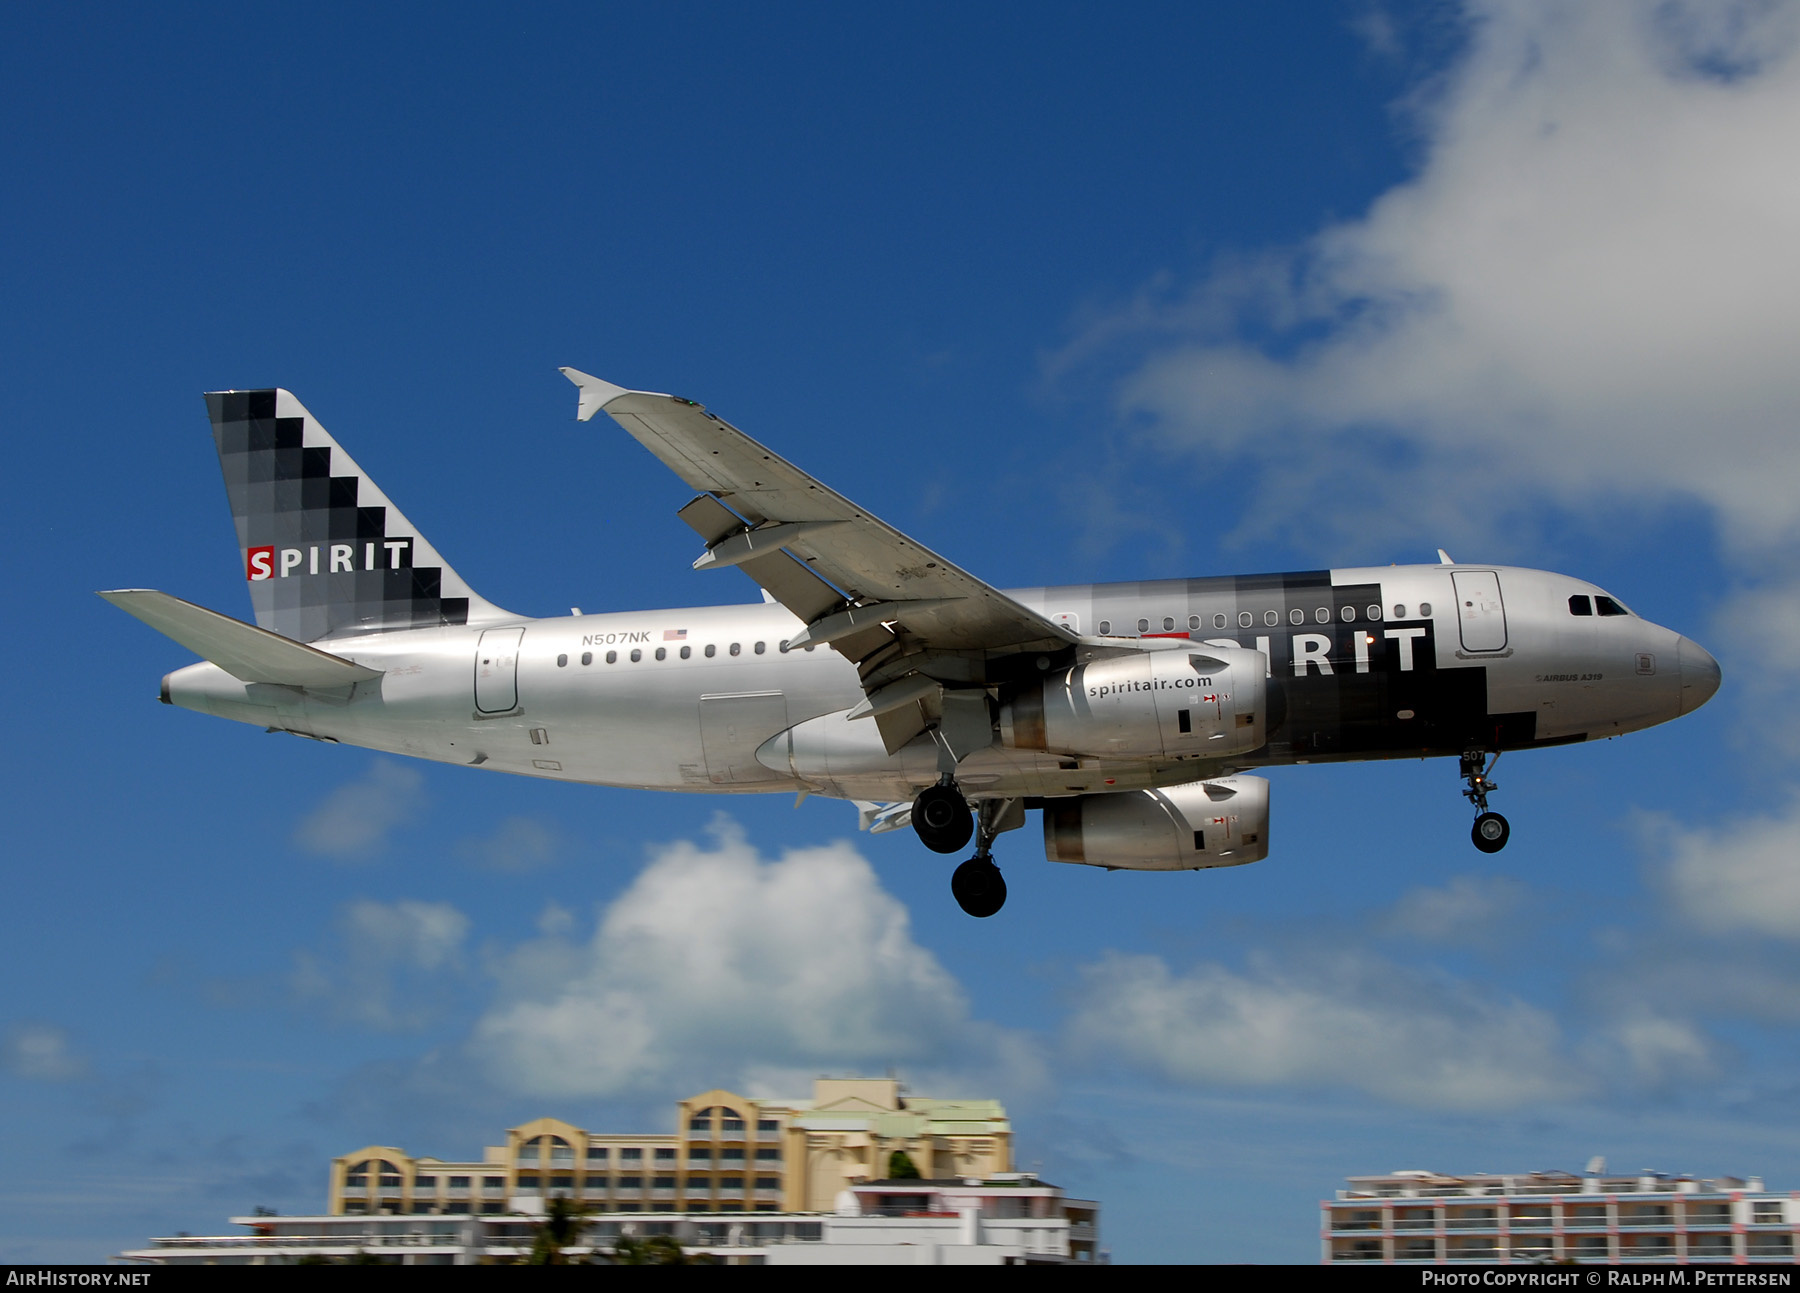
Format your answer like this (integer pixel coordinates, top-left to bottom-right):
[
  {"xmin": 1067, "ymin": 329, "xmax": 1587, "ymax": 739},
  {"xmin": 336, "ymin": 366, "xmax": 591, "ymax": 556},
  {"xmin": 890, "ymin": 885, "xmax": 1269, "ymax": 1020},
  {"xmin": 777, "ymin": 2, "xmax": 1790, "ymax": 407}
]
[{"xmin": 206, "ymin": 388, "xmax": 509, "ymax": 642}]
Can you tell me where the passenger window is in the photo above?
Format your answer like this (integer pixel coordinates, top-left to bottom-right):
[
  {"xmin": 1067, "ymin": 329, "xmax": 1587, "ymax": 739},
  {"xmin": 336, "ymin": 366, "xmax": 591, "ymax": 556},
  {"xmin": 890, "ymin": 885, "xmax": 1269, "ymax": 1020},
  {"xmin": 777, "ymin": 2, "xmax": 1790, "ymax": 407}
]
[
  {"xmin": 1263, "ymin": 610, "xmax": 1279, "ymax": 626},
  {"xmin": 1569, "ymin": 595, "xmax": 1593, "ymax": 616},
  {"xmin": 581, "ymin": 652, "xmax": 592, "ymax": 665},
  {"xmin": 1098, "ymin": 620, "xmax": 1111, "ymax": 635},
  {"xmin": 705, "ymin": 644, "xmax": 717, "ymax": 658},
  {"xmin": 1212, "ymin": 614, "xmax": 1226, "ymax": 629},
  {"xmin": 629, "ymin": 649, "xmax": 642, "ymax": 663},
  {"xmin": 1238, "ymin": 612, "xmax": 1253, "ymax": 629},
  {"xmin": 778, "ymin": 640, "xmax": 790, "ymax": 653},
  {"xmin": 1189, "ymin": 615, "xmax": 1202, "ymax": 631},
  {"xmin": 1137, "ymin": 618, "xmax": 1150, "ymax": 633},
  {"xmin": 754, "ymin": 641, "xmax": 766, "ymax": 654},
  {"xmin": 1419, "ymin": 602, "xmax": 1432, "ymax": 616},
  {"xmin": 1366, "ymin": 605, "xmax": 1382, "ymax": 621},
  {"xmin": 1393, "ymin": 605, "xmax": 1407, "ymax": 619},
  {"xmin": 1340, "ymin": 606, "xmax": 1356, "ymax": 622},
  {"xmin": 1288, "ymin": 608, "xmax": 1304, "ymax": 626},
  {"xmin": 680, "ymin": 645, "xmax": 691, "ymax": 659},
  {"xmin": 1595, "ymin": 595, "xmax": 1630, "ymax": 616},
  {"xmin": 730, "ymin": 643, "xmax": 741, "ymax": 656},
  {"xmin": 655, "ymin": 647, "xmax": 666, "ymax": 661},
  {"xmin": 1162, "ymin": 617, "xmax": 1175, "ymax": 632},
  {"xmin": 556, "ymin": 654, "xmax": 568, "ymax": 667},
  {"xmin": 606, "ymin": 650, "xmax": 617, "ymax": 664},
  {"xmin": 1315, "ymin": 607, "xmax": 1330, "ymax": 624}
]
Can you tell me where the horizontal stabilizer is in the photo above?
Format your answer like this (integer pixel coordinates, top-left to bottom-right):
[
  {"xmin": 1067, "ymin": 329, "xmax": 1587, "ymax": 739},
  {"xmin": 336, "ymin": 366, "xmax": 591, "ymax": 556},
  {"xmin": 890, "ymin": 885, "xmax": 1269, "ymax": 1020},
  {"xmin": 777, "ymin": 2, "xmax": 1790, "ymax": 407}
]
[{"xmin": 97, "ymin": 590, "xmax": 383, "ymax": 688}]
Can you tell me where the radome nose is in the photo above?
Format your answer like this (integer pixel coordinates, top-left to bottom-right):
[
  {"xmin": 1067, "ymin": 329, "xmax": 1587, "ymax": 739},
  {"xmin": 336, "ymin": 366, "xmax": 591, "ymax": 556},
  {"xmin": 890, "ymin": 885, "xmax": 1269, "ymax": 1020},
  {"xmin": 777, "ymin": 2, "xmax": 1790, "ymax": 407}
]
[{"xmin": 1678, "ymin": 637, "xmax": 1722, "ymax": 715}]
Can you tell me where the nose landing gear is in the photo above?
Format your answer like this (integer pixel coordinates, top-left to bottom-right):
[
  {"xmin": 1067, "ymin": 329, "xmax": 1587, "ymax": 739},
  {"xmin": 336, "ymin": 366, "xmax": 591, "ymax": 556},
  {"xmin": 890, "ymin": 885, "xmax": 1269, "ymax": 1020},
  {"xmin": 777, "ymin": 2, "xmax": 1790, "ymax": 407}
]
[{"xmin": 1461, "ymin": 750, "xmax": 1510, "ymax": 853}]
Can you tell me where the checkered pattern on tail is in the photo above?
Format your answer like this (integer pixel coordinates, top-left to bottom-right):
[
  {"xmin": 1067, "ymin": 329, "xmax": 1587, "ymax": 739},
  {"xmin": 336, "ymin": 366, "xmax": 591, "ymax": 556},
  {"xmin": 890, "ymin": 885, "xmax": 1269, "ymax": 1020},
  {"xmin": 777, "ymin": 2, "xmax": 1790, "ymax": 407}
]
[{"xmin": 206, "ymin": 388, "xmax": 502, "ymax": 643}]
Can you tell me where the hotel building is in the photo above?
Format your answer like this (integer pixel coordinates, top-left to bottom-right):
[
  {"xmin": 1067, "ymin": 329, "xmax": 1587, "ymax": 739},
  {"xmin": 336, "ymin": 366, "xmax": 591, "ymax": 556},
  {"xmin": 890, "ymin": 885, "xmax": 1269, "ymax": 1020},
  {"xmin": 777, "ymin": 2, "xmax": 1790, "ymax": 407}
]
[
  {"xmin": 330, "ymin": 1077, "xmax": 1011, "ymax": 1218},
  {"xmin": 1323, "ymin": 1167, "xmax": 1799, "ymax": 1264}
]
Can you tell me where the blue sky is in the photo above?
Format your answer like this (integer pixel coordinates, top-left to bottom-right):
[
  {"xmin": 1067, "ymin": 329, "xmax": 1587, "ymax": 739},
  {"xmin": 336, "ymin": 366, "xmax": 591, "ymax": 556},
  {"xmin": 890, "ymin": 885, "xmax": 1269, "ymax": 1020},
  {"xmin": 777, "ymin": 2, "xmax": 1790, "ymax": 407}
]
[{"xmin": 6, "ymin": 0, "xmax": 1800, "ymax": 1264}]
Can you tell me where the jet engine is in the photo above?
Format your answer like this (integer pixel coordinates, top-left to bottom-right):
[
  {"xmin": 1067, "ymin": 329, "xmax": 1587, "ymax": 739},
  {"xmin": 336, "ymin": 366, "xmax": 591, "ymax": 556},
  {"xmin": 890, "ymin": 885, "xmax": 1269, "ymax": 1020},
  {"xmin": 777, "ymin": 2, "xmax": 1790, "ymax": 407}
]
[
  {"xmin": 1000, "ymin": 646, "xmax": 1267, "ymax": 760},
  {"xmin": 1043, "ymin": 775, "xmax": 1270, "ymax": 871}
]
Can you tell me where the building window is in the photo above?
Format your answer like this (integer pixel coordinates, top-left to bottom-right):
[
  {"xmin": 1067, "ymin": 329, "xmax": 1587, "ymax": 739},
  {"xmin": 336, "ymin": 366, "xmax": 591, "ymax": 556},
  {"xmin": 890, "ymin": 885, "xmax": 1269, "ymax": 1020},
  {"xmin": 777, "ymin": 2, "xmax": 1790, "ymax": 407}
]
[
  {"xmin": 620, "ymin": 1149, "xmax": 642, "ymax": 1162},
  {"xmin": 655, "ymin": 1148, "xmax": 676, "ymax": 1162},
  {"xmin": 449, "ymin": 1176, "xmax": 470, "ymax": 1189},
  {"xmin": 586, "ymin": 1148, "xmax": 608, "ymax": 1163},
  {"xmin": 721, "ymin": 1117, "xmax": 745, "ymax": 1134},
  {"xmin": 721, "ymin": 1148, "xmax": 745, "ymax": 1163},
  {"xmin": 654, "ymin": 1177, "xmax": 677, "ymax": 1190},
  {"xmin": 550, "ymin": 1176, "xmax": 574, "ymax": 1189},
  {"xmin": 755, "ymin": 1148, "xmax": 781, "ymax": 1161},
  {"xmin": 690, "ymin": 1149, "xmax": 714, "ymax": 1164},
  {"xmin": 1753, "ymin": 1201, "xmax": 1785, "ymax": 1224},
  {"xmin": 757, "ymin": 1120, "xmax": 779, "ymax": 1133},
  {"xmin": 617, "ymin": 1176, "xmax": 642, "ymax": 1190},
  {"xmin": 414, "ymin": 1175, "xmax": 437, "ymax": 1189},
  {"xmin": 755, "ymin": 1177, "xmax": 780, "ymax": 1190}
]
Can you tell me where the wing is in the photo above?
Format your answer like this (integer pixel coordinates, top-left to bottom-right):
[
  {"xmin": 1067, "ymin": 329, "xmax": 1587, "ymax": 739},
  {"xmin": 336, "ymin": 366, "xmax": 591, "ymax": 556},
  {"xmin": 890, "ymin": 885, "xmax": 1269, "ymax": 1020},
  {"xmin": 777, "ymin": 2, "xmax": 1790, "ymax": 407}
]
[{"xmin": 561, "ymin": 368, "xmax": 1077, "ymax": 753}]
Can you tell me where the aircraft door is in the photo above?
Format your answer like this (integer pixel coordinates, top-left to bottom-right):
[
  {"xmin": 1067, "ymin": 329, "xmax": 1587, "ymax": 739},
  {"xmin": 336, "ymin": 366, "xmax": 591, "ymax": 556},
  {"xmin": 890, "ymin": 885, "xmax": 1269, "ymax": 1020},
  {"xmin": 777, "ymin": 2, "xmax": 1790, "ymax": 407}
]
[
  {"xmin": 1452, "ymin": 571, "xmax": 1508, "ymax": 653},
  {"xmin": 701, "ymin": 691, "xmax": 790, "ymax": 784},
  {"xmin": 475, "ymin": 627, "xmax": 525, "ymax": 713}
]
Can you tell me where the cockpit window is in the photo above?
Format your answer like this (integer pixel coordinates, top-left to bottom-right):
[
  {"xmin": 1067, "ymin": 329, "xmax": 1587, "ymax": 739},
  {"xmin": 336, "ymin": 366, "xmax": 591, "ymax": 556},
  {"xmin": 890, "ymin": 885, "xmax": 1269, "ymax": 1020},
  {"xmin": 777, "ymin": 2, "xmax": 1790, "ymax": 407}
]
[
  {"xmin": 1594, "ymin": 595, "xmax": 1631, "ymax": 617},
  {"xmin": 1568, "ymin": 595, "xmax": 1593, "ymax": 616}
]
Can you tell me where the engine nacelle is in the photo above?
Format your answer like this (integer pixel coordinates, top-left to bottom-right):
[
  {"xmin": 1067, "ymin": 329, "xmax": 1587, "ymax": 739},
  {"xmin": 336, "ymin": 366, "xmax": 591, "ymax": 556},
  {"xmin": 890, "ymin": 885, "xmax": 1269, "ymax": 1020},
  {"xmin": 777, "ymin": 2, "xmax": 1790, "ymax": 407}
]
[
  {"xmin": 1000, "ymin": 647, "xmax": 1267, "ymax": 760},
  {"xmin": 1043, "ymin": 775, "xmax": 1270, "ymax": 871}
]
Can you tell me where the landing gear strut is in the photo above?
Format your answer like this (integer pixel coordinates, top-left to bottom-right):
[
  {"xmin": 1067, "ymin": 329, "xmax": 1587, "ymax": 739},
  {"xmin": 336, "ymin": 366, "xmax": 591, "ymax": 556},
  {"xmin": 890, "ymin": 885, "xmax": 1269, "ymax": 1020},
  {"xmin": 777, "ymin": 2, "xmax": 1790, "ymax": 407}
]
[
  {"xmin": 950, "ymin": 799, "xmax": 1016, "ymax": 919},
  {"xmin": 1461, "ymin": 750, "xmax": 1510, "ymax": 853},
  {"xmin": 912, "ymin": 781, "xmax": 973, "ymax": 854}
]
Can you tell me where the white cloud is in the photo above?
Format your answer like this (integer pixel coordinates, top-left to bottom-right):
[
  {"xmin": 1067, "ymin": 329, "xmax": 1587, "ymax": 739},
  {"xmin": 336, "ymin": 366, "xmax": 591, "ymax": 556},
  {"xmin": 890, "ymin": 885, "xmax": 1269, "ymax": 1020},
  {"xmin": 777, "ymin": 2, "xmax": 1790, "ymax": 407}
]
[
  {"xmin": 456, "ymin": 816, "xmax": 560, "ymax": 872},
  {"xmin": 293, "ymin": 761, "xmax": 424, "ymax": 860},
  {"xmin": 292, "ymin": 899, "xmax": 471, "ymax": 1031},
  {"xmin": 1381, "ymin": 874, "xmax": 1526, "ymax": 943},
  {"xmin": 0, "ymin": 1023, "xmax": 86, "ymax": 1082},
  {"xmin": 1080, "ymin": 0, "xmax": 1800, "ymax": 553},
  {"xmin": 1660, "ymin": 801, "xmax": 1800, "ymax": 938},
  {"xmin": 1602, "ymin": 1007, "xmax": 1716, "ymax": 1085},
  {"xmin": 1065, "ymin": 950, "xmax": 1582, "ymax": 1110},
  {"xmin": 469, "ymin": 818, "xmax": 1033, "ymax": 1099}
]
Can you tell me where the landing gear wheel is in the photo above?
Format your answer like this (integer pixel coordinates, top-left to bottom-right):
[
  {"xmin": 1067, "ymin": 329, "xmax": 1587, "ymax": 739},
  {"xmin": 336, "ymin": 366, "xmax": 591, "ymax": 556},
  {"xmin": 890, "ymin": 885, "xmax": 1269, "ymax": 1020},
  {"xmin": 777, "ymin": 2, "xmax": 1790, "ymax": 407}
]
[
  {"xmin": 1471, "ymin": 812, "xmax": 1510, "ymax": 853},
  {"xmin": 913, "ymin": 784, "xmax": 973, "ymax": 854},
  {"xmin": 951, "ymin": 857, "xmax": 1007, "ymax": 918}
]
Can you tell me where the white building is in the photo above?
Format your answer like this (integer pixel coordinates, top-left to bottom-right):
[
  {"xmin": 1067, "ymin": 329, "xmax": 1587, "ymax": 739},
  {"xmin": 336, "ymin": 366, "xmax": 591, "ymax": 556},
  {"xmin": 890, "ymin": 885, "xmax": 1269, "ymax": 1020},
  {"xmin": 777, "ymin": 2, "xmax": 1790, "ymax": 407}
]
[
  {"xmin": 116, "ymin": 1175, "xmax": 1101, "ymax": 1266},
  {"xmin": 1323, "ymin": 1166, "xmax": 1799, "ymax": 1264}
]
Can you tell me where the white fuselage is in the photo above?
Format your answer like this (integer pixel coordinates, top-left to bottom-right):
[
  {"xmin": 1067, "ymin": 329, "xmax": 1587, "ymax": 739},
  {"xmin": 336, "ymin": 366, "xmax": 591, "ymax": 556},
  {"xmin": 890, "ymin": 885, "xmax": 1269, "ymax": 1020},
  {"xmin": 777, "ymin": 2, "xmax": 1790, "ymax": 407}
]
[{"xmin": 162, "ymin": 563, "xmax": 1712, "ymax": 805}]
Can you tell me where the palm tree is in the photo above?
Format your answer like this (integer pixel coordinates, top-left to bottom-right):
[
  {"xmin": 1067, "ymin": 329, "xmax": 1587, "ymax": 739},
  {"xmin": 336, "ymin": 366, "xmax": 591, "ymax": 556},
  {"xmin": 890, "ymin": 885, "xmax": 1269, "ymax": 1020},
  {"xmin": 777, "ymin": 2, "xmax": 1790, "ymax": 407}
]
[{"xmin": 527, "ymin": 1196, "xmax": 589, "ymax": 1265}]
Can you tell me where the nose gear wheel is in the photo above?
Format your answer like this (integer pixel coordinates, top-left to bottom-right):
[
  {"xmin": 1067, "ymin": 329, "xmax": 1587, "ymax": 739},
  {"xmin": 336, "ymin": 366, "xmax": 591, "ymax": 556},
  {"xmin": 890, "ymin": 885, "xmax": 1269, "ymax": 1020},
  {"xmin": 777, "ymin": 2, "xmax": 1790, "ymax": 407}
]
[{"xmin": 1460, "ymin": 750, "xmax": 1510, "ymax": 852}]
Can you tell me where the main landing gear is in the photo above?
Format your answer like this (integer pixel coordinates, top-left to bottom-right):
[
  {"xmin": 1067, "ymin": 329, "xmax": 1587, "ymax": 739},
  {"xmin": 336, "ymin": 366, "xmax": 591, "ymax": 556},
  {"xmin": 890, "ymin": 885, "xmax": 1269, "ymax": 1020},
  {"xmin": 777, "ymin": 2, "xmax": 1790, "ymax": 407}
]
[
  {"xmin": 1461, "ymin": 750, "xmax": 1510, "ymax": 854},
  {"xmin": 911, "ymin": 783, "xmax": 1010, "ymax": 918}
]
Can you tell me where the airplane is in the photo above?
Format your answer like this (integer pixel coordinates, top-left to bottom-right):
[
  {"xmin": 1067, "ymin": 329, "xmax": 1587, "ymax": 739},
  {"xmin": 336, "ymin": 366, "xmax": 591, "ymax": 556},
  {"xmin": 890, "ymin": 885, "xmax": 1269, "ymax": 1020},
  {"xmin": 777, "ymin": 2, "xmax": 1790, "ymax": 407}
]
[{"xmin": 101, "ymin": 372, "xmax": 1722, "ymax": 917}]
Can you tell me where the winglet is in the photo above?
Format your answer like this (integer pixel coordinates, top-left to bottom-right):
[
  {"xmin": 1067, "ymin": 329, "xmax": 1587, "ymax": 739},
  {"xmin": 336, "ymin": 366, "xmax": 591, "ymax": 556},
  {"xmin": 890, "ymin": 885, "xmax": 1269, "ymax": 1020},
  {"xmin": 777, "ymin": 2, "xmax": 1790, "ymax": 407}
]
[
  {"xmin": 1437, "ymin": 549, "xmax": 1455, "ymax": 565},
  {"xmin": 559, "ymin": 367, "xmax": 630, "ymax": 422}
]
